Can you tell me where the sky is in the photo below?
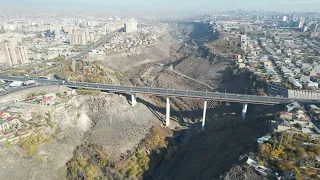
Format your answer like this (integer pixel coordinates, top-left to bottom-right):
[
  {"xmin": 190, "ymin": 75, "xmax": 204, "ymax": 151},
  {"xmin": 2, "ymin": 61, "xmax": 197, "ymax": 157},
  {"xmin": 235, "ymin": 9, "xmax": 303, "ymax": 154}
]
[{"xmin": 1, "ymin": 0, "xmax": 320, "ymax": 15}]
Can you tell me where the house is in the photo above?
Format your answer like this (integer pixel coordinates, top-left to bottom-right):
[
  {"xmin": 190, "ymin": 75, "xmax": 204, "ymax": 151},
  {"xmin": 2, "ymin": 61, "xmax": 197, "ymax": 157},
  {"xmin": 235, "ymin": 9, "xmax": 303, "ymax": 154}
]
[
  {"xmin": 24, "ymin": 97, "xmax": 36, "ymax": 102},
  {"xmin": 308, "ymin": 82, "xmax": 318, "ymax": 89},
  {"xmin": 296, "ymin": 113, "xmax": 308, "ymax": 121},
  {"xmin": 238, "ymin": 63, "xmax": 246, "ymax": 68},
  {"xmin": 44, "ymin": 93, "xmax": 56, "ymax": 100},
  {"xmin": 20, "ymin": 112, "xmax": 33, "ymax": 121},
  {"xmin": 0, "ymin": 112, "xmax": 11, "ymax": 119},
  {"xmin": 300, "ymin": 75, "xmax": 310, "ymax": 83},
  {"xmin": 286, "ymin": 101, "xmax": 301, "ymax": 112},
  {"xmin": 309, "ymin": 71, "xmax": 317, "ymax": 77},
  {"xmin": 309, "ymin": 104, "xmax": 319, "ymax": 110},
  {"xmin": 0, "ymin": 120, "xmax": 10, "ymax": 131},
  {"xmin": 280, "ymin": 112, "xmax": 293, "ymax": 120},
  {"xmin": 257, "ymin": 134, "xmax": 271, "ymax": 144},
  {"xmin": 278, "ymin": 120, "xmax": 291, "ymax": 131},
  {"xmin": 40, "ymin": 97, "xmax": 55, "ymax": 106}
]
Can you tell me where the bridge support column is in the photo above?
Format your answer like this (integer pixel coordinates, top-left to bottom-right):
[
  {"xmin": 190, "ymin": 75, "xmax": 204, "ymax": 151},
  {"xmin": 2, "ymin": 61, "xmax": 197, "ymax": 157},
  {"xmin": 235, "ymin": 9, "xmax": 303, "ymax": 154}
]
[
  {"xmin": 201, "ymin": 100, "xmax": 207, "ymax": 130},
  {"xmin": 242, "ymin": 103, "xmax": 248, "ymax": 119},
  {"xmin": 131, "ymin": 94, "xmax": 137, "ymax": 106},
  {"xmin": 166, "ymin": 97, "xmax": 170, "ymax": 127}
]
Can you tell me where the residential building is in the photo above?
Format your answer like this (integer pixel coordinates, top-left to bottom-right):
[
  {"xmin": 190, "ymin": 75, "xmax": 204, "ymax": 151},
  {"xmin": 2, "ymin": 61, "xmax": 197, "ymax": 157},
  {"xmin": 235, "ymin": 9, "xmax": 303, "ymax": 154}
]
[
  {"xmin": 240, "ymin": 35, "xmax": 248, "ymax": 52},
  {"xmin": 124, "ymin": 19, "xmax": 138, "ymax": 33},
  {"xmin": 69, "ymin": 30, "xmax": 93, "ymax": 45},
  {"xmin": 0, "ymin": 41, "xmax": 28, "ymax": 65}
]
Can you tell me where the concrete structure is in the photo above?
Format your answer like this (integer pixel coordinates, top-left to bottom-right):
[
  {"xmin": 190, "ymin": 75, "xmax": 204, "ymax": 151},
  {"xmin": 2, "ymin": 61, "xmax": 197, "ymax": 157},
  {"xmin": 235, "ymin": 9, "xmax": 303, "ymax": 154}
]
[
  {"xmin": 240, "ymin": 35, "xmax": 248, "ymax": 52},
  {"xmin": 124, "ymin": 19, "xmax": 138, "ymax": 33},
  {"xmin": 68, "ymin": 31, "xmax": 117, "ymax": 60},
  {"xmin": 166, "ymin": 97, "xmax": 170, "ymax": 127},
  {"xmin": 288, "ymin": 89, "xmax": 320, "ymax": 99},
  {"xmin": 242, "ymin": 104, "xmax": 248, "ymax": 119},
  {"xmin": 131, "ymin": 94, "xmax": 137, "ymax": 106},
  {"xmin": 70, "ymin": 30, "xmax": 87, "ymax": 45},
  {"xmin": 69, "ymin": 30, "xmax": 93, "ymax": 45},
  {"xmin": 2, "ymin": 75, "xmax": 320, "ymax": 130},
  {"xmin": 202, "ymin": 100, "xmax": 207, "ymax": 130},
  {"xmin": 0, "ymin": 41, "xmax": 28, "ymax": 65}
]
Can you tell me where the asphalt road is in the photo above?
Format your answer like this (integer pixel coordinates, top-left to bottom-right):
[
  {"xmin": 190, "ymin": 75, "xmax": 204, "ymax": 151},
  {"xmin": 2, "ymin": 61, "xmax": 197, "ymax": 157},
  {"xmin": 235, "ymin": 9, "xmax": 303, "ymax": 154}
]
[
  {"xmin": 0, "ymin": 75, "xmax": 308, "ymax": 105},
  {"xmin": 67, "ymin": 32, "xmax": 118, "ymax": 60}
]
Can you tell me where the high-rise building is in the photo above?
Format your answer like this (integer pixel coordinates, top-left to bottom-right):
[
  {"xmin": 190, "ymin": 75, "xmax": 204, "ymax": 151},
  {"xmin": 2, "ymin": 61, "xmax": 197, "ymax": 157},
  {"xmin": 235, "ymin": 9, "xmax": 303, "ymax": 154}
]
[
  {"xmin": 283, "ymin": 16, "xmax": 288, "ymax": 21},
  {"xmin": 0, "ymin": 41, "xmax": 28, "ymax": 66},
  {"xmin": 299, "ymin": 20, "xmax": 305, "ymax": 28},
  {"xmin": 69, "ymin": 30, "xmax": 93, "ymax": 45},
  {"xmin": 15, "ymin": 46, "xmax": 29, "ymax": 64},
  {"xmin": 124, "ymin": 19, "xmax": 138, "ymax": 33},
  {"xmin": 309, "ymin": 24, "xmax": 318, "ymax": 32},
  {"xmin": 240, "ymin": 35, "xmax": 248, "ymax": 52}
]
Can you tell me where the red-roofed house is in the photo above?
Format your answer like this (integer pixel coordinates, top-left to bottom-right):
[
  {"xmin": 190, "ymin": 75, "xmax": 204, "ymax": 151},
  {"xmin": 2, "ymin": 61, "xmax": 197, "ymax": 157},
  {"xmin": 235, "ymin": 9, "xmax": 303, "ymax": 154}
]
[
  {"xmin": 280, "ymin": 112, "xmax": 293, "ymax": 120},
  {"xmin": 25, "ymin": 97, "xmax": 35, "ymax": 102},
  {"xmin": 40, "ymin": 96, "xmax": 54, "ymax": 106},
  {"xmin": 310, "ymin": 71, "xmax": 317, "ymax": 77},
  {"xmin": 0, "ymin": 112, "xmax": 11, "ymax": 119}
]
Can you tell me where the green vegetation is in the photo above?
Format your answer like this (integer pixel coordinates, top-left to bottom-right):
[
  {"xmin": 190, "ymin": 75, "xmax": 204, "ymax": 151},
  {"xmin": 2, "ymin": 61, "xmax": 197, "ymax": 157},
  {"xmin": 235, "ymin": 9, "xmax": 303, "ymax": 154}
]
[
  {"xmin": 76, "ymin": 89, "xmax": 101, "ymax": 95},
  {"xmin": 26, "ymin": 91, "xmax": 47, "ymax": 98},
  {"xmin": 66, "ymin": 144, "xmax": 109, "ymax": 180},
  {"xmin": 55, "ymin": 60, "xmax": 109, "ymax": 84},
  {"xmin": 5, "ymin": 138, "xmax": 14, "ymax": 148},
  {"xmin": 18, "ymin": 132, "xmax": 46, "ymax": 157},
  {"xmin": 257, "ymin": 132, "xmax": 320, "ymax": 179},
  {"xmin": 66, "ymin": 126, "xmax": 175, "ymax": 179}
]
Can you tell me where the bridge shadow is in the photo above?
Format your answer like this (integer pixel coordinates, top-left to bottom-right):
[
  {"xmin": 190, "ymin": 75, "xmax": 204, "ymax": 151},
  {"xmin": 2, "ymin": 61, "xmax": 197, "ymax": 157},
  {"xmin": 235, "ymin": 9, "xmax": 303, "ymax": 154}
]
[
  {"xmin": 126, "ymin": 94, "xmax": 248, "ymax": 128},
  {"xmin": 142, "ymin": 104, "xmax": 278, "ymax": 180}
]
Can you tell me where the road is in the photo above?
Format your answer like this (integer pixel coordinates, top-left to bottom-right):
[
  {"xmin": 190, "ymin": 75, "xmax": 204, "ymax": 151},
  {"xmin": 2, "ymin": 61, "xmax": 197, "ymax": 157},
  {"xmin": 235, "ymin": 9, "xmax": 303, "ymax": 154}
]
[
  {"xmin": 0, "ymin": 75, "xmax": 314, "ymax": 105},
  {"xmin": 67, "ymin": 31, "xmax": 118, "ymax": 60}
]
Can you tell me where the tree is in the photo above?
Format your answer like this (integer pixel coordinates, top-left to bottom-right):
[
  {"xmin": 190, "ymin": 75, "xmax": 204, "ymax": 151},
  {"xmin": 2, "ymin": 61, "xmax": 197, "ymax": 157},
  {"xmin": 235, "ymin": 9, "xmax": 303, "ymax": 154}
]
[
  {"xmin": 259, "ymin": 143, "xmax": 271, "ymax": 158},
  {"xmin": 136, "ymin": 152, "xmax": 150, "ymax": 171},
  {"xmin": 127, "ymin": 167, "xmax": 137, "ymax": 177},
  {"xmin": 296, "ymin": 147, "xmax": 306, "ymax": 157},
  {"xmin": 5, "ymin": 138, "xmax": 14, "ymax": 148},
  {"xmin": 309, "ymin": 145, "xmax": 320, "ymax": 156}
]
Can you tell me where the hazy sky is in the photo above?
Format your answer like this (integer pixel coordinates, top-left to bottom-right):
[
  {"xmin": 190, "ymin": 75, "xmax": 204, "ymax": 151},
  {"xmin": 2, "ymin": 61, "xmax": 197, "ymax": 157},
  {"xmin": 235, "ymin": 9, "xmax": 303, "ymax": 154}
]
[{"xmin": 1, "ymin": 0, "xmax": 320, "ymax": 14}]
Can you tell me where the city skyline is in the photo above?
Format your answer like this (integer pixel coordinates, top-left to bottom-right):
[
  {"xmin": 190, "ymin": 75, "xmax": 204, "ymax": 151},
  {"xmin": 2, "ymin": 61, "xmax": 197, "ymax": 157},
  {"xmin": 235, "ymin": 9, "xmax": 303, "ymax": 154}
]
[{"xmin": 1, "ymin": 0, "xmax": 320, "ymax": 15}]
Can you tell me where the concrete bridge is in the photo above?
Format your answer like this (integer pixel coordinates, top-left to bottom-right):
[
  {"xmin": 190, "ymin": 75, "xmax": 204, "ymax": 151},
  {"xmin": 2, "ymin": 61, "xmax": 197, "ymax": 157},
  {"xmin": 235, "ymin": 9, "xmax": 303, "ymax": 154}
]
[{"xmin": 1, "ymin": 75, "xmax": 318, "ymax": 130}]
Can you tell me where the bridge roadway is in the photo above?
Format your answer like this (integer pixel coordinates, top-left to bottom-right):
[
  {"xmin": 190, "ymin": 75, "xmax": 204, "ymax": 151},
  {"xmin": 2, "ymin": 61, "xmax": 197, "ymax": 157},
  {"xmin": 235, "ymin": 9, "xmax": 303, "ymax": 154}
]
[{"xmin": 0, "ymin": 75, "xmax": 305, "ymax": 105}]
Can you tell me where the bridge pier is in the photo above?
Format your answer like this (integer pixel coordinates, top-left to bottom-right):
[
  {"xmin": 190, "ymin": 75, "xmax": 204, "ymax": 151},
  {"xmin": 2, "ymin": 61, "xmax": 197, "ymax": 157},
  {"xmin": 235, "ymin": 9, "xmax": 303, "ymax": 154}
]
[
  {"xmin": 242, "ymin": 103, "xmax": 248, "ymax": 119},
  {"xmin": 131, "ymin": 94, "xmax": 137, "ymax": 106},
  {"xmin": 166, "ymin": 97, "xmax": 170, "ymax": 127},
  {"xmin": 201, "ymin": 100, "xmax": 207, "ymax": 130}
]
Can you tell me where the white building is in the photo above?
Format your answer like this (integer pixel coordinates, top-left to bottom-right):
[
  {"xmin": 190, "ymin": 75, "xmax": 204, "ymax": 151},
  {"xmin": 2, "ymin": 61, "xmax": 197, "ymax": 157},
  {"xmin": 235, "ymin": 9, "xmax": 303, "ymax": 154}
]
[
  {"xmin": 69, "ymin": 30, "xmax": 93, "ymax": 45},
  {"xmin": 124, "ymin": 19, "xmax": 138, "ymax": 33},
  {"xmin": 240, "ymin": 35, "xmax": 248, "ymax": 52}
]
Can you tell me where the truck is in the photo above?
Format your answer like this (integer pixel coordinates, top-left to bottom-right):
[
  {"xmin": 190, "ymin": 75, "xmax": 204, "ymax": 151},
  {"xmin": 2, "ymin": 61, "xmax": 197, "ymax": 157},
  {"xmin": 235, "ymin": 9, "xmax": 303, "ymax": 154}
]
[
  {"xmin": 9, "ymin": 81, "xmax": 23, "ymax": 87},
  {"xmin": 23, "ymin": 80, "xmax": 37, "ymax": 86}
]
